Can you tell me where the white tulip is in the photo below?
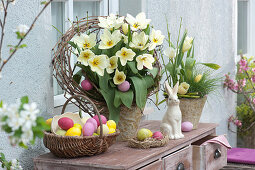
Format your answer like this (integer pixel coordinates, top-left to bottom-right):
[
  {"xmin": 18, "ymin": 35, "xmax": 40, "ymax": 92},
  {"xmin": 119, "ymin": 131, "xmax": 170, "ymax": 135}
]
[
  {"xmin": 116, "ymin": 47, "xmax": 136, "ymax": 66},
  {"xmin": 136, "ymin": 54, "xmax": 155, "ymax": 70},
  {"xmin": 99, "ymin": 29, "xmax": 122, "ymax": 49},
  {"xmin": 164, "ymin": 47, "xmax": 177, "ymax": 59},
  {"xmin": 149, "ymin": 29, "xmax": 165, "ymax": 51},
  {"xmin": 72, "ymin": 33, "xmax": 96, "ymax": 51},
  {"xmin": 126, "ymin": 12, "xmax": 151, "ymax": 31},
  {"xmin": 182, "ymin": 36, "xmax": 193, "ymax": 52},
  {"xmin": 129, "ymin": 32, "xmax": 149, "ymax": 50},
  {"xmin": 122, "ymin": 23, "xmax": 128, "ymax": 35},
  {"xmin": 88, "ymin": 55, "xmax": 109, "ymax": 76},
  {"xmin": 98, "ymin": 14, "xmax": 124, "ymax": 30},
  {"xmin": 106, "ymin": 56, "xmax": 118, "ymax": 74},
  {"xmin": 77, "ymin": 49, "xmax": 95, "ymax": 66}
]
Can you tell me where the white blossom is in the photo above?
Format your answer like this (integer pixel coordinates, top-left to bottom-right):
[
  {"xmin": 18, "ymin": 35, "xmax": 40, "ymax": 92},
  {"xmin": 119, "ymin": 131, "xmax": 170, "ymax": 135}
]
[
  {"xmin": 15, "ymin": 24, "xmax": 29, "ymax": 36},
  {"xmin": 10, "ymin": 159, "xmax": 23, "ymax": 170}
]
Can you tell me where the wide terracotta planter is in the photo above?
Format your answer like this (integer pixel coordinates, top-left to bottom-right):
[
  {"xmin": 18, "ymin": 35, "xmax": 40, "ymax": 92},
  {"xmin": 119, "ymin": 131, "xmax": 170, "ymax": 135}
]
[
  {"xmin": 97, "ymin": 105, "xmax": 143, "ymax": 141},
  {"xmin": 179, "ymin": 96, "xmax": 207, "ymax": 129}
]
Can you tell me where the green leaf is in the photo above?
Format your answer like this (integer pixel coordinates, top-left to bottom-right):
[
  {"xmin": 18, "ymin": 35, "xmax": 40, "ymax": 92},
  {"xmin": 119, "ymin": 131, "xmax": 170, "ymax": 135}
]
[
  {"xmin": 147, "ymin": 67, "xmax": 158, "ymax": 78},
  {"xmin": 18, "ymin": 44, "xmax": 27, "ymax": 48},
  {"xmin": 41, "ymin": 1, "xmax": 47, "ymax": 5},
  {"xmin": 143, "ymin": 76, "xmax": 154, "ymax": 88},
  {"xmin": 67, "ymin": 41, "xmax": 77, "ymax": 48},
  {"xmin": 19, "ymin": 142, "xmax": 28, "ymax": 149},
  {"xmin": 73, "ymin": 70, "xmax": 83, "ymax": 84},
  {"xmin": 21, "ymin": 96, "xmax": 29, "ymax": 104},
  {"xmin": 176, "ymin": 31, "xmax": 187, "ymax": 67},
  {"xmin": 2, "ymin": 124, "xmax": 12, "ymax": 133},
  {"xmin": 144, "ymin": 24, "xmax": 150, "ymax": 35},
  {"xmin": 0, "ymin": 100, "xmax": 2, "ymax": 108},
  {"xmin": 114, "ymin": 90, "xmax": 134, "ymax": 108},
  {"xmin": 76, "ymin": 64, "xmax": 98, "ymax": 84},
  {"xmin": 14, "ymin": 128, "xmax": 22, "ymax": 138},
  {"xmin": 185, "ymin": 57, "xmax": 196, "ymax": 81},
  {"xmin": 112, "ymin": 40, "xmax": 124, "ymax": 56},
  {"xmin": 91, "ymin": 44, "xmax": 101, "ymax": 55},
  {"xmin": 127, "ymin": 25, "xmax": 132, "ymax": 44},
  {"xmin": 200, "ymin": 63, "xmax": 221, "ymax": 70},
  {"xmin": 130, "ymin": 76, "xmax": 147, "ymax": 109},
  {"xmin": 127, "ymin": 62, "xmax": 138, "ymax": 74}
]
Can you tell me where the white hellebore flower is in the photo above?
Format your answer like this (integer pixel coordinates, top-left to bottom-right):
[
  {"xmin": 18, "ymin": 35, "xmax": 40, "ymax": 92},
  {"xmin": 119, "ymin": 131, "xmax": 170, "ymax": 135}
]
[
  {"xmin": 106, "ymin": 56, "xmax": 118, "ymax": 74},
  {"xmin": 164, "ymin": 47, "xmax": 177, "ymax": 59},
  {"xmin": 126, "ymin": 12, "xmax": 151, "ymax": 31},
  {"xmin": 15, "ymin": 24, "xmax": 29, "ymax": 36},
  {"xmin": 72, "ymin": 33, "xmax": 96, "ymax": 51},
  {"xmin": 88, "ymin": 55, "xmax": 109, "ymax": 76},
  {"xmin": 182, "ymin": 36, "xmax": 193, "ymax": 52},
  {"xmin": 116, "ymin": 47, "xmax": 136, "ymax": 66},
  {"xmin": 149, "ymin": 29, "xmax": 165, "ymax": 51},
  {"xmin": 129, "ymin": 32, "xmax": 149, "ymax": 50},
  {"xmin": 178, "ymin": 82, "xmax": 190, "ymax": 95},
  {"xmin": 77, "ymin": 49, "xmax": 95, "ymax": 66},
  {"xmin": 113, "ymin": 69, "xmax": 126, "ymax": 85},
  {"xmin": 98, "ymin": 13, "xmax": 124, "ymax": 30},
  {"xmin": 136, "ymin": 54, "xmax": 155, "ymax": 70},
  {"xmin": 99, "ymin": 29, "xmax": 122, "ymax": 49}
]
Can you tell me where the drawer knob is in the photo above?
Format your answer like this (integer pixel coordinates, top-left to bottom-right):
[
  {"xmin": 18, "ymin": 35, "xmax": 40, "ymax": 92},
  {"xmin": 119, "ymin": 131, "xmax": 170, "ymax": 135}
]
[
  {"xmin": 214, "ymin": 148, "xmax": 221, "ymax": 159},
  {"xmin": 176, "ymin": 162, "xmax": 185, "ymax": 170}
]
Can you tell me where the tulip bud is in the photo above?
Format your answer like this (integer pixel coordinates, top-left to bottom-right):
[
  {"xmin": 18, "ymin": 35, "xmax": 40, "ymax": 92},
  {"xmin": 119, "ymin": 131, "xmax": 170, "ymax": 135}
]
[
  {"xmin": 194, "ymin": 74, "xmax": 203, "ymax": 83},
  {"xmin": 182, "ymin": 36, "xmax": 193, "ymax": 52},
  {"xmin": 122, "ymin": 23, "xmax": 128, "ymax": 35},
  {"xmin": 178, "ymin": 82, "xmax": 190, "ymax": 95}
]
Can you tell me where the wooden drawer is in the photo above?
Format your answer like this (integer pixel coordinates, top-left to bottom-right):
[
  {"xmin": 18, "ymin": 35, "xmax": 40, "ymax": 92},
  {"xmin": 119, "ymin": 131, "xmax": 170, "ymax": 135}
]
[
  {"xmin": 163, "ymin": 146, "xmax": 192, "ymax": 170},
  {"xmin": 139, "ymin": 160, "xmax": 163, "ymax": 170},
  {"xmin": 192, "ymin": 136, "xmax": 227, "ymax": 170}
]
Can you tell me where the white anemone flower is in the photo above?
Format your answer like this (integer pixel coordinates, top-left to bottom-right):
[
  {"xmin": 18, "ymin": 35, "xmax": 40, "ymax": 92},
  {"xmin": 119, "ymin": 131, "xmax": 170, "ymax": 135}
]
[
  {"xmin": 88, "ymin": 55, "xmax": 109, "ymax": 76},
  {"xmin": 72, "ymin": 33, "xmax": 96, "ymax": 51},
  {"xmin": 98, "ymin": 14, "xmax": 124, "ymax": 30},
  {"xmin": 106, "ymin": 56, "xmax": 118, "ymax": 74},
  {"xmin": 136, "ymin": 54, "xmax": 155, "ymax": 70},
  {"xmin": 116, "ymin": 47, "xmax": 136, "ymax": 66},
  {"xmin": 164, "ymin": 47, "xmax": 177, "ymax": 59},
  {"xmin": 77, "ymin": 49, "xmax": 95, "ymax": 66},
  {"xmin": 148, "ymin": 29, "xmax": 165, "ymax": 51},
  {"xmin": 113, "ymin": 69, "xmax": 126, "ymax": 85},
  {"xmin": 99, "ymin": 29, "xmax": 122, "ymax": 49},
  {"xmin": 129, "ymin": 32, "xmax": 149, "ymax": 50},
  {"xmin": 15, "ymin": 24, "xmax": 29, "ymax": 36},
  {"xmin": 126, "ymin": 12, "xmax": 151, "ymax": 31}
]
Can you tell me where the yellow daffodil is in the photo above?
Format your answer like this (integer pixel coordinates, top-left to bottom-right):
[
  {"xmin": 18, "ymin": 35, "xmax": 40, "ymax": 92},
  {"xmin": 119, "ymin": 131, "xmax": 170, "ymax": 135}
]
[
  {"xmin": 116, "ymin": 47, "xmax": 136, "ymax": 66},
  {"xmin": 106, "ymin": 56, "xmax": 118, "ymax": 74},
  {"xmin": 182, "ymin": 36, "xmax": 193, "ymax": 52},
  {"xmin": 126, "ymin": 12, "xmax": 151, "ymax": 31},
  {"xmin": 178, "ymin": 82, "xmax": 190, "ymax": 95},
  {"xmin": 72, "ymin": 33, "xmax": 96, "ymax": 52},
  {"xmin": 88, "ymin": 55, "xmax": 109, "ymax": 76},
  {"xmin": 129, "ymin": 32, "xmax": 149, "ymax": 50},
  {"xmin": 98, "ymin": 14, "xmax": 124, "ymax": 30},
  {"xmin": 113, "ymin": 69, "xmax": 126, "ymax": 85},
  {"xmin": 77, "ymin": 49, "xmax": 95, "ymax": 66},
  {"xmin": 122, "ymin": 23, "xmax": 128, "ymax": 35},
  {"xmin": 194, "ymin": 74, "xmax": 203, "ymax": 83},
  {"xmin": 99, "ymin": 29, "xmax": 122, "ymax": 49},
  {"xmin": 164, "ymin": 47, "xmax": 177, "ymax": 59},
  {"xmin": 136, "ymin": 54, "xmax": 155, "ymax": 70},
  {"xmin": 148, "ymin": 29, "xmax": 165, "ymax": 51}
]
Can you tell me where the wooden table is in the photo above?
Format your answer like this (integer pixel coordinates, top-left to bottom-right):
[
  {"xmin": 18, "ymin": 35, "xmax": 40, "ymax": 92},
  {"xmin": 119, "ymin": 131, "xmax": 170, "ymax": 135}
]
[{"xmin": 34, "ymin": 120, "xmax": 218, "ymax": 170}]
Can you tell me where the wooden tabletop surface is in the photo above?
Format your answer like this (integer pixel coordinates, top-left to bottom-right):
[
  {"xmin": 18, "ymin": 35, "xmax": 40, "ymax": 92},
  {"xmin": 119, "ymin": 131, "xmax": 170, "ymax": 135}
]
[{"xmin": 34, "ymin": 120, "xmax": 217, "ymax": 169}]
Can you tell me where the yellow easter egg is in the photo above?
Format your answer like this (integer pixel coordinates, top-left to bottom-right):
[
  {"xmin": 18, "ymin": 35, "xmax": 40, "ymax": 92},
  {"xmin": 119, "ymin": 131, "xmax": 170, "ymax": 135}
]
[
  {"xmin": 45, "ymin": 118, "xmax": 52, "ymax": 126},
  {"xmin": 65, "ymin": 127, "xmax": 81, "ymax": 136},
  {"xmin": 73, "ymin": 123, "xmax": 82, "ymax": 130},
  {"xmin": 107, "ymin": 120, "xmax": 116, "ymax": 129},
  {"xmin": 108, "ymin": 128, "xmax": 116, "ymax": 134}
]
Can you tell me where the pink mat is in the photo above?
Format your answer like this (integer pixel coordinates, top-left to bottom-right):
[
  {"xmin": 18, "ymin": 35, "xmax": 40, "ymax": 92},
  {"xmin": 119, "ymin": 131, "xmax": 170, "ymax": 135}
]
[{"xmin": 228, "ymin": 148, "xmax": 255, "ymax": 164}]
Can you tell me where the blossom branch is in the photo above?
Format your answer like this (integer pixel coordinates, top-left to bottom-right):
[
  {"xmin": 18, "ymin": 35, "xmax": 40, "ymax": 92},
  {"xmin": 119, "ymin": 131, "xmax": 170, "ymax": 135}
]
[
  {"xmin": 0, "ymin": 0, "xmax": 53, "ymax": 72},
  {"xmin": 0, "ymin": 0, "xmax": 9, "ymax": 64}
]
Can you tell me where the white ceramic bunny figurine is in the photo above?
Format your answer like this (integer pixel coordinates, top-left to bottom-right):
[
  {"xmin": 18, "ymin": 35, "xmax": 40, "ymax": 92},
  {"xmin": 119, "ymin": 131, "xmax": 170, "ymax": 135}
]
[{"xmin": 160, "ymin": 82, "xmax": 184, "ymax": 140}]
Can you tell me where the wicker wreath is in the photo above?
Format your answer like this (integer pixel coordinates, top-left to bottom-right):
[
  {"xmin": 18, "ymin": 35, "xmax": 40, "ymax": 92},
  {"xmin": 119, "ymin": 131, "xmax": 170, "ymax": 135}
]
[{"xmin": 52, "ymin": 16, "xmax": 161, "ymax": 116}]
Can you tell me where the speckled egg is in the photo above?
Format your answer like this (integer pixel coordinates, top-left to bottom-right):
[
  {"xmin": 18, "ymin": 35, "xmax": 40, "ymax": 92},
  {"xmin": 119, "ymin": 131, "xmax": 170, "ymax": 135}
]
[
  {"xmin": 181, "ymin": 122, "xmax": 193, "ymax": 132},
  {"xmin": 152, "ymin": 131, "xmax": 163, "ymax": 140},
  {"xmin": 81, "ymin": 79, "xmax": 93, "ymax": 91},
  {"xmin": 86, "ymin": 118, "xmax": 97, "ymax": 132},
  {"xmin": 117, "ymin": 81, "xmax": 130, "ymax": 92},
  {"xmin": 93, "ymin": 115, "xmax": 107, "ymax": 127},
  {"xmin": 82, "ymin": 122, "xmax": 95, "ymax": 136}
]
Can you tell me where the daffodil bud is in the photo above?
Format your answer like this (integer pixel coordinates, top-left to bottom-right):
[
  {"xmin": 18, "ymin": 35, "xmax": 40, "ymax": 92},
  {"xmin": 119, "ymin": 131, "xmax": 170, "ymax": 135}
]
[
  {"xmin": 122, "ymin": 23, "xmax": 129, "ymax": 35},
  {"xmin": 182, "ymin": 36, "xmax": 193, "ymax": 52},
  {"xmin": 178, "ymin": 82, "xmax": 190, "ymax": 95},
  {"xmin": 194, "ymin": 74, "xmax": 202, "ymax": 83}
]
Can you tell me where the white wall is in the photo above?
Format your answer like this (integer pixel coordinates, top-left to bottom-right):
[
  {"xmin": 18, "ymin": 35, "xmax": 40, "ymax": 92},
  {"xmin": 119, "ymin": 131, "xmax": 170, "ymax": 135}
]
[
  {"xmin": 145, "ymin": 0, "xmax": 237, "ymax": 147},
  {"xmin": 0, "ymin": 0, "xmax": 53, "ymax": 169}
]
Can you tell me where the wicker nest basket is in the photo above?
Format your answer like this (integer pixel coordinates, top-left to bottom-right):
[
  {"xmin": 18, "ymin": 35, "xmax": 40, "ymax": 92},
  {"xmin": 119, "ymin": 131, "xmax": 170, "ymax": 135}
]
[
  {"xmin": 128, "ymin": 136, "xmax": 169, "ymax": 149},
  {"xmin": 43, "ymin": 95, "xmax": 120, "ymax": 158},
  {"xmin": 51, "ymin": 16, "xmax": 161, "ymax": 117}
]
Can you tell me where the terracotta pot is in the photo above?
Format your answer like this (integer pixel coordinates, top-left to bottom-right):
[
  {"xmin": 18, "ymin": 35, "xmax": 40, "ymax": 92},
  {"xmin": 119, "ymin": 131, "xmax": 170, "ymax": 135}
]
[
  {"xmin": 97, "ymin": 105, "xmax": 143, "ymax": 141},
  {"xmin": 179, "ymin": 96, "xmax": 207, "ymax": 129}
]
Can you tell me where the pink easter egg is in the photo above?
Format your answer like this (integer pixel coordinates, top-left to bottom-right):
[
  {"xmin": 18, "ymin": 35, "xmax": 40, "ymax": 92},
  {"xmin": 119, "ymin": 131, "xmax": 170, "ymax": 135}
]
[
  {"xmin": 58, "ymin": 117, "xmax": 74, "ymax": 130},
  {"xmin": 92, "ymin": 115, "xmax": 107, "ymax": 127},
  {"xmin": 118, "ymin": 81, "xmax": 130, "ymax": 92},
  {"xmin": 181, "ymin": 122, "xmax": 193, "ymax": 132},
  {"xmin": 86, "ymin": 118, "xmax": 97, "ymax": 132},
  {"xmin": 152, "ymin": 131, "xmax": 163, "ymax": 140},
  {"xmin": 81, "ymin": 80, "xmax": 93, "ymax": 91},
  {"xmin": 82, "ymin": 122, "xmax": 94, "ymax": 136}
]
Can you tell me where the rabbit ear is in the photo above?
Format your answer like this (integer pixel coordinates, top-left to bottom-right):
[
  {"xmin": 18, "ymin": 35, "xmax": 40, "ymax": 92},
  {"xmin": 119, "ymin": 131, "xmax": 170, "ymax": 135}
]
[
  {"xmin": 164, "ymin": 81, "xmax": 173, "ymax": 96},
  {"xmin": 172, "ymin": 82, "xmax": 179, "ymax": 95}
]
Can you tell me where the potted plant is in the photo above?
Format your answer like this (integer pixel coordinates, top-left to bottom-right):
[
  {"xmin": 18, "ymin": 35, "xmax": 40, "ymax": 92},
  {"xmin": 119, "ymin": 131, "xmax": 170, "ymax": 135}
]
[
  {"xmin": 224, "ymin": 55, "xmax": 255, "ymax": 148},
  {"xmin": 161, "ymin": 20, "xmax": 221, "ymax": 129},
  {"xmin": 52, "ymin": 12, "xmax": 163, "ymax": 141}
]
